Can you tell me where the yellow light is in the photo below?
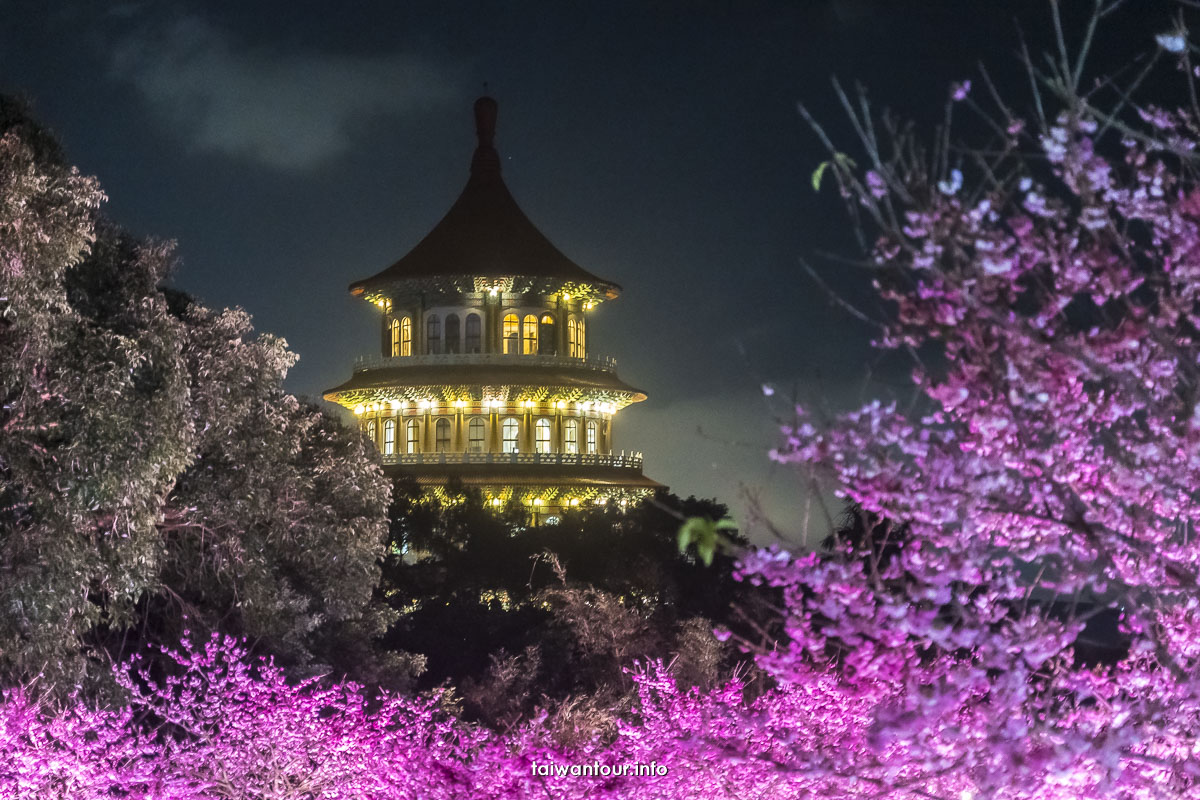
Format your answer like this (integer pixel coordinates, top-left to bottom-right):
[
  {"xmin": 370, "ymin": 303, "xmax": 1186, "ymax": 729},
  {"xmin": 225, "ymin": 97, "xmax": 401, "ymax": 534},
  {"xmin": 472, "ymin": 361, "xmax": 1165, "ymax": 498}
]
[
  {"xmin": 454, "ymin": 400, "xmax": 466, "ymax": 409},
  {"xmin": 389, "ymin": 399, "xmax": 399, "ymax": 410},
  {"xmin": 562, "ymin": 293, "xmax": 571, "ymax": 301},
  {"xmin": 492, "ymin": 498, "xmax": 502, "ymax": 507},
  {"xmin": 533, "ymin": 498, "xmax": 543, "ymax": 506},
  {"xmin": 376, "ymin": 299, "xmax": 385, "ymax": 308},
  {"xmin": 489, "ymin": 288, "xmax": 498, "ymax": 296},
  {"xmin": 569, "ymin": 498, "xmax": 579, "ymax": 507},
  {"xmin": 418, "ymin": 399, "xmax": 431, "ymax": 411},
  {"xmin": 555, "ymin": 400, "xmax": 565, "ymax": 409},
  {"xmin": 353, "ymin": 404, "xmax": 364, "ymax": 415}
]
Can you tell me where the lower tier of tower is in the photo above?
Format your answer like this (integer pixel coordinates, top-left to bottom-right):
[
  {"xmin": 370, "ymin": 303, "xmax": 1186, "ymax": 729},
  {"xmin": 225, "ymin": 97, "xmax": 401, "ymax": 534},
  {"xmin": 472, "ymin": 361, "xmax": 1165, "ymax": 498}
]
[{"xmin": 384, "ymin": 458, "xmax": 663, "ymax": 520}]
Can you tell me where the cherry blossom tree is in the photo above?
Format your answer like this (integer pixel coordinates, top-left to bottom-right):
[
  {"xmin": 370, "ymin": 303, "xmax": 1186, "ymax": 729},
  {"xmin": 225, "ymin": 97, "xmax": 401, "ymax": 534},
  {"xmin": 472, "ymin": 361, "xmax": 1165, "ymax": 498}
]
[{"xmin": 753, "ymin": 0, "xmax": 1200, "ymax": 795}]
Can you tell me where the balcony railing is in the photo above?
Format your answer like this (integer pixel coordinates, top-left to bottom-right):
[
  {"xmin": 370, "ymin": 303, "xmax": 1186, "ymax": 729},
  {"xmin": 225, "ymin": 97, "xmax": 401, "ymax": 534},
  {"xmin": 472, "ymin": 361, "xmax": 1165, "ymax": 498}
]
[
  {"xmin": 354, "ymin": 352, "xmax": 617, "ymax": 373},
  {"xmin": 380, "ymin": 452, "xmax": 643, "ymax": 470}
]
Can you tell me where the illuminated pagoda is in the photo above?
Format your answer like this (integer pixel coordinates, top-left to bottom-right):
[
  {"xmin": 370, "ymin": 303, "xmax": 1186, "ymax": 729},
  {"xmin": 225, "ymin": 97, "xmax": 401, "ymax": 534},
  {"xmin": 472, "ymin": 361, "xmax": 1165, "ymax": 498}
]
[{"xmin": 324, "ymin": 96, "xmax": 661, "ymax": 517}]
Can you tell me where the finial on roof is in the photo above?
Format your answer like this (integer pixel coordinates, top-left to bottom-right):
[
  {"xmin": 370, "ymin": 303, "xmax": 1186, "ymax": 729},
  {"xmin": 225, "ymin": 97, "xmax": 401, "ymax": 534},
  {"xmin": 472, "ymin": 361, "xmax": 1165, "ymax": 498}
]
[{"xmin": 471, "ymin": 96, "xmax": 500, "ymax": 175}]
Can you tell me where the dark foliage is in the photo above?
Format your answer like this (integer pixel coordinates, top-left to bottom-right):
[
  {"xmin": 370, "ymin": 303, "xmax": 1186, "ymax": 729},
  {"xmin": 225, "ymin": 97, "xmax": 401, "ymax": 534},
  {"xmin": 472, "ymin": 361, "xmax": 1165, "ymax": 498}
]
[{"xmin": 379, "ymin": 481, "xmax": 767, "ymax": 726}]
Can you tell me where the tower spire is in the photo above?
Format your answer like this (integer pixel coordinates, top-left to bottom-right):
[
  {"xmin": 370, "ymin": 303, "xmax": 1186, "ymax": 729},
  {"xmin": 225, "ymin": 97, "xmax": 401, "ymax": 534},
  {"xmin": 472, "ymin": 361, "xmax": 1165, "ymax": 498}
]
[{"xmin": 471, "ymin": 96, "xmax": 501, "ymax": 176}]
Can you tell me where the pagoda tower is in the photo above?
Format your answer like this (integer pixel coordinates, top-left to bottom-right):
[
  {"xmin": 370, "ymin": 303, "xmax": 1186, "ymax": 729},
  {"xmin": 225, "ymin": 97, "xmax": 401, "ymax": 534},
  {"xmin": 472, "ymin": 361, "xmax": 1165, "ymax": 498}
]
[{"xmin": 324, "ymin": 97, "xmax": 662, "ymax": 518}]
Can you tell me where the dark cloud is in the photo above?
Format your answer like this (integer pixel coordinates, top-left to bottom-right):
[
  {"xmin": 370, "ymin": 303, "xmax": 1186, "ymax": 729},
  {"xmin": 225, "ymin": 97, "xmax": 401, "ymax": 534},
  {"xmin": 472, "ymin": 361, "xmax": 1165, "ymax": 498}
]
[{"xmin": 108, "ymin": 15, "xmax": 462, "ymax": 170}]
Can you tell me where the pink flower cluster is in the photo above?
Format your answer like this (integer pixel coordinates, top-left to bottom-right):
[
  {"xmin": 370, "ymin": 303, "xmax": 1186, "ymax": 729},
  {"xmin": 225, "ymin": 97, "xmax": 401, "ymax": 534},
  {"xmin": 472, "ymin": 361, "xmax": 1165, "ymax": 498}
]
[
  {"xmin": 0, "ymin": 634, "xmax": 881, "ymax": 799},
  {"xmin": 768, "ymin": 97, "xmax": 1200, "ymax": 794}
]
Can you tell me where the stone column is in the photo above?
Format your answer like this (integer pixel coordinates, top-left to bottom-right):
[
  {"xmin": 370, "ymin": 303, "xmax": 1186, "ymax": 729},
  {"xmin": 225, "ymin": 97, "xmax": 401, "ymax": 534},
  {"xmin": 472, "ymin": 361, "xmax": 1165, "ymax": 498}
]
[
  {"xmin": 484, "ymin": 295, "xmax": 496, "ymax": 354},
  {"xmin": 557, "ymin": 300, "xmax": 569, "ymax": 356},
  {"xmin": 415, "ymin": 300, "xmax": 425, "ymax": 356}
]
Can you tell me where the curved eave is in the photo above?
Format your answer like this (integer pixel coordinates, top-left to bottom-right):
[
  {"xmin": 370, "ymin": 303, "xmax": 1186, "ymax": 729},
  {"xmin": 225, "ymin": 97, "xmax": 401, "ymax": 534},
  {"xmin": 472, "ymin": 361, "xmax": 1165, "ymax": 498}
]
[
  {"xmin": 387, "ymin": 463, "xmax": 666, "ymax": 491},
  {"xmin": 324, "ymin": 364, "xmax": 647, "ymax": 406},
  {"xmin": 350, "ymin": 274, "xmax": 621, "ymax": 304}
]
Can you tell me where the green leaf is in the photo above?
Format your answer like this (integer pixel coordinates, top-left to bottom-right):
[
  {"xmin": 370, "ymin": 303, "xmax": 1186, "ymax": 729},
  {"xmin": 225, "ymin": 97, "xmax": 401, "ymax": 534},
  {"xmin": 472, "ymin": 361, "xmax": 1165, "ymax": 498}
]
[
  {"xmin": 811, "ymin": 161, "xmax": 830, "ymax": 192},
  {"xmin": 678, "ymin": 516, "xmax": 737, "ymax": 567},
  {"xmin": 812, "ymin": 153, "xmax": 859, "ymax": 192}
]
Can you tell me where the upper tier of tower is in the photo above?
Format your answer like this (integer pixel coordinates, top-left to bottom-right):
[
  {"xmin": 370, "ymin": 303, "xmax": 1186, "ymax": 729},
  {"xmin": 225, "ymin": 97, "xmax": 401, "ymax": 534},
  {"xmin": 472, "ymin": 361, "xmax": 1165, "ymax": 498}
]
[{"xmin": 348, "ymin": 96, "xmax": 620, "ymax": 304}]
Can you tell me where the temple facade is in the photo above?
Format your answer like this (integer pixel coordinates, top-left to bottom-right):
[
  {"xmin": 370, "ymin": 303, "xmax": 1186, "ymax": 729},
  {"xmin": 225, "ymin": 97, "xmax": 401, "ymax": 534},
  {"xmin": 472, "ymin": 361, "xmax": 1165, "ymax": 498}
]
[{"xmin": 324, "ymin": 97, "xmax": 661, "ymax": 518}]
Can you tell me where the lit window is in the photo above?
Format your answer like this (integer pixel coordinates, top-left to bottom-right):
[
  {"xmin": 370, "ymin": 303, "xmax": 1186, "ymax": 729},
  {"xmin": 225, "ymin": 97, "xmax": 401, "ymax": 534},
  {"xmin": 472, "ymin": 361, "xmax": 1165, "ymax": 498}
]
[
  {"xmin": 523, "ymin": 314, "xmax": 538, "ymax": 355},
  {"xmin": 465, "ymin": 313, "xmax": 482, "ymax": 353},
  {"xmin": 427, "ymin": 314, "xmax": 441, "ymax": 354},
  {"xmin": 400, "ymin": 317, "xmax": 412, "ymax": 356},
  {"xmin": 445, "ymin": 314, "xmax": 461, "ymax": 354},
  {"xmin": 435, "ymin": 418, "xmax": 451, "ymax": 452},
  {"xmin": 503, "ymin": 314, "xmax": 520, "ymax": 355},
  {"xmin": 567, "ymin": 318, "xmax": 578, "ymax": 358},
  {"xmin": 468, "ymin": 417, "xmax": 485, "ymax": 452},
  {"xmin": 389, "ymin": 319, "xmax": 400, "ymax": 357},
  {"xmin": 578, "ymin": 318, "xmax": 586, "ymax": 357},
  {"xmin": 367, "ymin": 419, "xmax": 377, "ymax": 445},
  {"xmin": 586, "ymin": 420, "xmax": 597, "ymax": 454},
  {"xmin": 538, "ymin": 313, "xmax": 556, "ymax": 356},
  {"xmin": 406, "ymin": 420, "xmax": 420, "ymax": 454},
  {"xmin": 535, "ymin": 418, "xmax": 551, "ymax": 453},
  {"xmin": 502, "ymin": 417, "xmax": 520, "ymax": 453},
  {"xmin": 564, "ymin": 419, "xmax": 578, "ymax": 454},
  {"xmin": 383, "ymin": 419, "xmax": 395, "ymax": 455}
]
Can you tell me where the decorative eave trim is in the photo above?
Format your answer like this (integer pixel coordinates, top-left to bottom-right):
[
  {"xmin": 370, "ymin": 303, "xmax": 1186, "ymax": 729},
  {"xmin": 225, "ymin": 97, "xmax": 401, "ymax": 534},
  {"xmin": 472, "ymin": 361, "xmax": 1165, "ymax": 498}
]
[{"xmin": 350, "ymin": 274, "xmax": 621, "ymax": 305}]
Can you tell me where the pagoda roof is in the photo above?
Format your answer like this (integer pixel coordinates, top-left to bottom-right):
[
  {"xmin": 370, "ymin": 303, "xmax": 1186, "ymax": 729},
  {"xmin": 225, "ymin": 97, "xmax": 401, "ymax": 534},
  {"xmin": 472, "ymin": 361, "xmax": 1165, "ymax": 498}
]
[{"xmin": 350, "ymin": 97, "xmax": 619, "ymax": 298}]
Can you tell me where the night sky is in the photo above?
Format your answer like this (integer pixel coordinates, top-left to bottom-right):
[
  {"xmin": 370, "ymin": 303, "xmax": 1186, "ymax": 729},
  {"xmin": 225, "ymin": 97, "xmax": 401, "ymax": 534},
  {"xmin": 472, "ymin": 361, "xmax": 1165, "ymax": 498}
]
[{"xmin": 0, "ymin": 0, "xmax": 1176, "ymax": 540}]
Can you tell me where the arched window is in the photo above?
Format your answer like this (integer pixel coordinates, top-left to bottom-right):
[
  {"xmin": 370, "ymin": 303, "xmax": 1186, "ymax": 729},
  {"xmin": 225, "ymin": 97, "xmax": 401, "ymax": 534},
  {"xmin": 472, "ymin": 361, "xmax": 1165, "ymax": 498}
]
[
  {"xmin": 468, "ymin": 417, "xmax": 485, "ymax": 452},
  {"xmin": 539, "ymin": 313, "xmax": 556, "ymax": 356},
  {"xmin": 426, "ymin": 314, "xmax": 441, "ymax": 354},
  {"xmin": 585, "ymin": 420, "xmax": 597, "ymax": 454},
  {"xmin": 406, "ymin": 419, "xmax": 420, "ymax": 454},
  {"xmin": 435, "ymin": 418, "xmax": 451, "ymax": 452},
  {"xmin": 383, "ymin": 419, "xmax": 396, "ymax": 455},
  {"xmin": 578, "ymin": 318, "xmax": 586, "ymax": 357},
  {"xmin": 389, "ymin": 318, "xmax": 400, "ymax": 357},
  {"xmin": 503, "ymin": 314, "xmax": 520, "ymax": 355},
  {"xmin": 567, "ymin": 318, "xmax": 578, "ymax": 358},
  {"xmin": 445, "ymin": 314, "xmax": 461, "ymax": 354},
  {"xmin": 501, "ymin": 417, "xmax": 520, "ymax": 453},
  {"xmin": 400, "ymin": 317, "xmax": 412, "ymax": 356},
  {"xmin": 465, "ymin": 313, "xmax": 482, "ymax": 353},
  {"xmin": 366, "ymin": 419, "xmax": 377, "ymax": 445},
  {"xmin": 522, "ymin": 314, "xmax": 538, "ymax": 355},
  {"xmin": 535, "ymin": 418, "xmax": 551, "ymax": 453},
  {"xmin": 564, "ymin": 419, "xmax": 578, "ymax": 454}
]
